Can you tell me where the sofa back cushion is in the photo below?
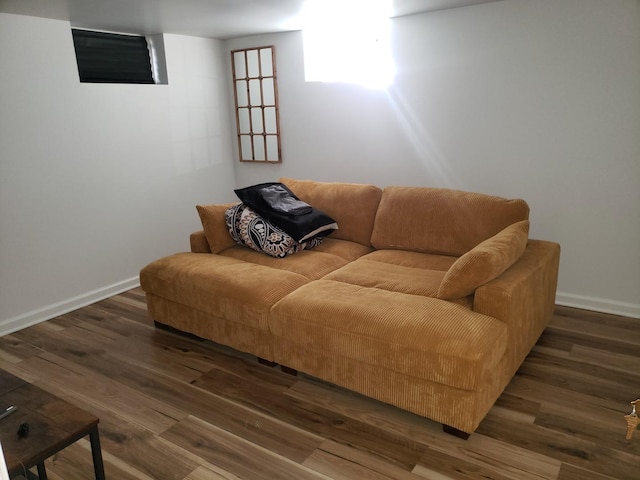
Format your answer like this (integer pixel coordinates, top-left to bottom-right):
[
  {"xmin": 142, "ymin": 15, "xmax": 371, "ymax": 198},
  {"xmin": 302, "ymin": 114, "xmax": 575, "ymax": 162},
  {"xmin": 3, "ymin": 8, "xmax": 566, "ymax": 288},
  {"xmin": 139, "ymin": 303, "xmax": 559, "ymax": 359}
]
[
  {"xmin": 437, "ymin": 220, "xmax": 530, "ymax": 299},
  {"xmin": 370, "ymin": 186, "xmax": 529, "ymax": 256},
  {"xmin": 280, "ymin": 178, "xmax": 382, "ymax": 247}
]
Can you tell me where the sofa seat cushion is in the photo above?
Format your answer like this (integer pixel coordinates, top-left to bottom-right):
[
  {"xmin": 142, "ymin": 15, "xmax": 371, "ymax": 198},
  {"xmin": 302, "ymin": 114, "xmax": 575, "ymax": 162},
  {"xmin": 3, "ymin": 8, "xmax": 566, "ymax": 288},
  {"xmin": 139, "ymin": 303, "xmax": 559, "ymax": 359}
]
[
  {"xmin": 280, "ymin": 178, "xmax": 382, "ymax": 247},
  {"xmin": 269, "ymin": 280, "xmax": 507, "ymax": 390},
  {"xmin": 361, "ymin": 249, "xmax": 458, "ymax": 271},
  {"xmin": 371, "ymin": 186, "xmax": 529, "ymax": 256},
  {"xmin": 140, "ymin": 253, "xmax": 309, "ymax": 331},
  {"xmin": 323, "ymin": 258, "xmax": 445, "ymax": 297},
  {"xmin": 219, "ymin": 245, "xmax": 349, "ymax": 280},
  {"xmin": 324, "ymin": 250, "xmax": 472, "ymax": 308},
  {"xmin": 310, "ymin": 238, "xmax": 373, "ymax": 261}
]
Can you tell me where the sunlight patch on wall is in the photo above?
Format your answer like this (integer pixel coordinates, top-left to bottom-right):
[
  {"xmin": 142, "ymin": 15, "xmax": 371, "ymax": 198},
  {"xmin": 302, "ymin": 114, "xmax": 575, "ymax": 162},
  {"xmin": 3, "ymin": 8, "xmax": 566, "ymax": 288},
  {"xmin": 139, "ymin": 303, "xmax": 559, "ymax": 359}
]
[{"xmin": 302, "ymin": 0, "xmax": 395, "ymax": 89}]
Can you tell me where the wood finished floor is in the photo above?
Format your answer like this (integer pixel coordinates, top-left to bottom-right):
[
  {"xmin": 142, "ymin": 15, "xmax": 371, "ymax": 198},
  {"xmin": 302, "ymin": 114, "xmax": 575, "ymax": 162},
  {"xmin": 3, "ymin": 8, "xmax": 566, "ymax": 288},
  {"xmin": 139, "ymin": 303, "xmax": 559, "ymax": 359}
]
[{"xmin": 0, "ymin": 288, "xmax": 638, "ymax": 480}]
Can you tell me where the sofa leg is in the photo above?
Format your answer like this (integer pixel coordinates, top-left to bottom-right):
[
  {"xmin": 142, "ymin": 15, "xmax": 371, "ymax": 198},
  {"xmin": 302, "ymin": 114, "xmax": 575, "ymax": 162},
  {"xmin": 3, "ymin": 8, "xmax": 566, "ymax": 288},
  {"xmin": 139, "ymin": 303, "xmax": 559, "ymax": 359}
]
[
  {"xmin": 281, "ymin": 365, "xmax": 298, "ymax": 376},
  {"xmin": 442, "ymin": 424, "xmax": 471, "ymax": 440},
  {"xmin": 153, "ymin": 321, "xmax": 204, "ymax": 341},
  {"xmin": 257, "ymin": 357, "xmax": 277, "ymax": 367}
]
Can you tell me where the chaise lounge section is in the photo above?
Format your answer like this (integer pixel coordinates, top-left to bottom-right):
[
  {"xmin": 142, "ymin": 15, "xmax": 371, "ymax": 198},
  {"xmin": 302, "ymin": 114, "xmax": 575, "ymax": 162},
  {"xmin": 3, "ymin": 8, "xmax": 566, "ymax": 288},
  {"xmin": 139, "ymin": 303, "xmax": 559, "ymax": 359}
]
[{"xmin": 140, "ymin": 178, "xmax": 560, "ymax": 436}]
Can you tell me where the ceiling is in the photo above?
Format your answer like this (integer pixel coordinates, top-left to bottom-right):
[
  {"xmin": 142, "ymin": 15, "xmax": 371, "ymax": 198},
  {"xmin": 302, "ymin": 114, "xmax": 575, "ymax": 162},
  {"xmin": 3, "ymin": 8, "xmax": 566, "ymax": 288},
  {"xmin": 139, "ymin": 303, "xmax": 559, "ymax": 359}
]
[{"xmin": 0, "ymin": 0, "xmax": 500, "ymax": 39}]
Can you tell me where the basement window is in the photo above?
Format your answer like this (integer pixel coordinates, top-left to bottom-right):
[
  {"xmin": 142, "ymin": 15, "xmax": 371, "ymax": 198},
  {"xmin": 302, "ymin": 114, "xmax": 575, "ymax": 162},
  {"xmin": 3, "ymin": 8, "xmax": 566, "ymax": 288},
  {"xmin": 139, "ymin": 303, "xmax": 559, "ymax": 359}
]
[
  {"xmin": 72, "ymin": 29, "xmax": 167, "ymax": 84},
  {"xmin": 301, "ymin": 0, "xmax": 395, "ymax": 89}
]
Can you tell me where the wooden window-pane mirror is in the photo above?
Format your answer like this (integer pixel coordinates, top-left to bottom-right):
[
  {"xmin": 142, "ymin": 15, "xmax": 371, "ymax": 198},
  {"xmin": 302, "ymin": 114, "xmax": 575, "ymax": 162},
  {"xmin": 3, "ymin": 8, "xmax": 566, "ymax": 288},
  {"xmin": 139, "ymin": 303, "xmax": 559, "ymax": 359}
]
[{"xmin": 231, "ymin": 46, "xmax": 281, "ymax": 163}]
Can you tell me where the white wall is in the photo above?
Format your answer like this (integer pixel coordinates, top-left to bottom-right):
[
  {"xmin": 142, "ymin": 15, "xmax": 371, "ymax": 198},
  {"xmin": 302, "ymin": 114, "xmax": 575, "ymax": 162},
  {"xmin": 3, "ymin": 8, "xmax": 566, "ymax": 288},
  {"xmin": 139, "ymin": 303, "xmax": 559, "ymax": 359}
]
[
  {"xmin": 0, "ymin": 14, "xmax": 236, "ymax": 334},
  {"xmin": 227, "ymin": 0, "xmax": 640, "ymax": 318}
]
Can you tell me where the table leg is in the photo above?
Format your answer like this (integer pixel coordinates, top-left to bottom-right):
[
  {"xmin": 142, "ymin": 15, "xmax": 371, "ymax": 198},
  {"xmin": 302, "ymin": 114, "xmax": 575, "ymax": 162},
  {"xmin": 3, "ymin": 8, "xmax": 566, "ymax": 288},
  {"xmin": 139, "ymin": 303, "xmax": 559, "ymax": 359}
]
[
  {"xmin": 89, "ymin": 426, "xmax": 106, "ymax": 480},
  {"xmin": 36, "ymin": 463, "xmax": 47, "ymax": 480},
  {"xmin": 19, "ymin": 468, "xmax": 41, "ymax": 480}
]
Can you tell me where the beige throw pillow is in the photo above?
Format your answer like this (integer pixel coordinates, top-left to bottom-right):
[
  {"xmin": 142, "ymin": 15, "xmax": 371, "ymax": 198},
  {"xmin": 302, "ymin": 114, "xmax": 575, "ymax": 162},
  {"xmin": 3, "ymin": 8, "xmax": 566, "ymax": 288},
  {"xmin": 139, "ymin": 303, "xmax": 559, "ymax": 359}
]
[
  {"xmin": 437, "ymin": 220, "xmax": 529, "ymax": 300},
  {"xmin": 196, "ymin": 203, "xmax": 237, "ymax": 254}
]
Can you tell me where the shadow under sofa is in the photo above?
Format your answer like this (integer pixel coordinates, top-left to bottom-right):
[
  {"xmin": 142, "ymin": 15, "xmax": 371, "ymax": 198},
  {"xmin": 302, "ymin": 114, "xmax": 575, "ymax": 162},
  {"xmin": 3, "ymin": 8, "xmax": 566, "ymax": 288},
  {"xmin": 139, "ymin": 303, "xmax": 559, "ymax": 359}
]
[{"xmin": 140, "ymin": 178, "xmax": 560, "ymax": 437}]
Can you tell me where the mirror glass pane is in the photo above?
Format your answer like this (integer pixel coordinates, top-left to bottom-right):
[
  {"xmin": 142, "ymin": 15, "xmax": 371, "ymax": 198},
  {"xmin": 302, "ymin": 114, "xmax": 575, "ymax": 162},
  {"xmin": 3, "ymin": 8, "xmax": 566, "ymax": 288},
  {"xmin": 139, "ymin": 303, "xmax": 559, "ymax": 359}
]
[
  {"xmin": 266, "ymin": 136, "xmax": 279, "ymax": 161},
  {"xmin": 238, "ymin": 108, "xmax": 250, "ymax": 134},
  {"xmin": 251, "ymin": 108, "xmax": 263, "ymax": 133},
  {"xmin": 236, "ymin": 80, "xmax": 248, "ymax": 107},
  {"xmin": 247, "ymin": 50, "xmax": 259, "ymax": 77},
  {"xmin": 262, "ymin": 78, "xmax": 275, "ymax": 105},
  {"xmin": 264, "ymin": 107, "xmax": 277, "ymax": 134},
  {"xmin": 260, "ymin": 48, "xmax": 273, "ymax": 76},
  {"xmin": 233, "ymin": 51, "xmax": 246, "ymax": 78},
  {"xmin": 249, "ymin": 79, "xmax": 261, "ymax": 105},
  {"xmin": 240, "ymin": 135, "xmax": 253, "ymax": 161},
  {"xmin": 253, "ymin": 136, "xmax": 265, "ymax": 160}
]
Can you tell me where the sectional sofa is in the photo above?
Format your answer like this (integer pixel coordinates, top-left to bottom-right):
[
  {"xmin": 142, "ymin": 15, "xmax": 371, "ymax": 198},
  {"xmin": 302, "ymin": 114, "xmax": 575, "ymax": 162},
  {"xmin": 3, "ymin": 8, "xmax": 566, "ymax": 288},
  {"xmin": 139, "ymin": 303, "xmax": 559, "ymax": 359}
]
[{"xmin": 140, "ymin": 178, "xmax": 560, "ymax": 436}]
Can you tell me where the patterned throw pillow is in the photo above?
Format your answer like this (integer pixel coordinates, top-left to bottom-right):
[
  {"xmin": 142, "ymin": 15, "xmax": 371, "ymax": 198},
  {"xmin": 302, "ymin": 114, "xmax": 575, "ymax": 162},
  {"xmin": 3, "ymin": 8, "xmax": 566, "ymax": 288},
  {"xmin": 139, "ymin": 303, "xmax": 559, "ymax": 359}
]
[{"xmin": 224, "ymin": 204, "xmax": 323, "ymax": 258}]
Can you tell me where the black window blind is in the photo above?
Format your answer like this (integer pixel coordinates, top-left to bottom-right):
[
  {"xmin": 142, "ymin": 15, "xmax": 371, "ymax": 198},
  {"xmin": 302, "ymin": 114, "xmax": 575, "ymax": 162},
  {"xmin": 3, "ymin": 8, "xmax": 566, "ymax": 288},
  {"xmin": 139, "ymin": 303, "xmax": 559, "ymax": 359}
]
[{"xmin": 72, "ymin": 29, "xmax": 154, "ymax": 84}]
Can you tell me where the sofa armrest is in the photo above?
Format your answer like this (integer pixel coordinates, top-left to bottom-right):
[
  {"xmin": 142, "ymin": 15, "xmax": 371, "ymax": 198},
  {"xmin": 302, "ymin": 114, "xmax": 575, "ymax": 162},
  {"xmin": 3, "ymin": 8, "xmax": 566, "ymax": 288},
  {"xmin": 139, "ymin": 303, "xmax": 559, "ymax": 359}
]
[
  {"xmin": 473, "ymin": 239, "xmax": 560, "ymax": 373},
  {"xmin": 190, "ymin": 230, "xmax": 212, "ymax": 253}
]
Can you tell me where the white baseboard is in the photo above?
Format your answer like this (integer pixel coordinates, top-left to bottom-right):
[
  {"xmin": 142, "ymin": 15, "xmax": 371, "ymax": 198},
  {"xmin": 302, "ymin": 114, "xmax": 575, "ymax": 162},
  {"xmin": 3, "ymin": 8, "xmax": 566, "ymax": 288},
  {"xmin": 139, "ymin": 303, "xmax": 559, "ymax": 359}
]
[
  {"xmin": 555, "ymin": 291, "xmax": 640, "ymax": 319},
  {"xmin": 0, "ymin": 277, "xmax": 141, "ymax": 337}
]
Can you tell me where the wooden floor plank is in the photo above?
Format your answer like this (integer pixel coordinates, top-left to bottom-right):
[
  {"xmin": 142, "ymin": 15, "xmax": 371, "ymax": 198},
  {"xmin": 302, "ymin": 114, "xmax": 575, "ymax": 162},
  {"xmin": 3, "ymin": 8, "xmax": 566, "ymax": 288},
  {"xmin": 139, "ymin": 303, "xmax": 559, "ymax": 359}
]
[
  {"xmin": 476, "ymin": 412, "xmax": 638, "ymax": 479},
  {"xmin": 17, "ymin": 353, "xmax": 186, "ymax": 434},
  {"xmin": 557, "ymin": 462, "xmax": 620, "ymax": 480},
  {"xmin": 549, "ymin": 314, "xmax": 640, "ymax": 345},
  {"xmin": 303, "ymin": 440, "xmax": 420, "ymax": 480},
  {"xmin": 413, "ymin": 446, "xmax": 524, "ymax": 480},
  {"xmin": 102, "ymin": 353, "xmax": 324, "ymax": 464},
  {"xmin": 287, "ymin": 374, "xmax": 559, "ymax": 480},
  {"xmin": 0, "ymin": 332, "xmax": 44, "ymax": 362},
  {"xmin": 516, "ymin": 350, "xmax": 637, "ymax": 404},
  {"xmin": 569, "ymin": 344, "xmax": 640, "ymax": 376},
  {"xmin": 0, "ymin": 293, "xmax": 638, "ymax": 479},
  {"xmin": 32, "ymin": 380, "xmax": 202, "ymax": 480},
  {"xmin": 183, "ymin": 463, "xmax": 243, "ymax": 480},
  {"xmin": 193, "ymin": 367, "xmax": 428, "ymax": 471},
  {"xmin": 451, "ymin": 434, "xmax": 562, "ymax": 480},
  {"xmin": 161, "ymin": 415, "xmax": 330, "ymax": 480},
  {"xmin": 553, "ymin": 307, "xmax": 640, "ymax": 335},
  {"xmin": 44, "ymin": 439, "xmax": 156, "ymax": 480},
  {"xmin": 537, "ymin": 328, "xmax": 640, "ymax": 358},
  {"xmin": 92, "ymin": 295, "xmax": 154, "ymax": 324}
]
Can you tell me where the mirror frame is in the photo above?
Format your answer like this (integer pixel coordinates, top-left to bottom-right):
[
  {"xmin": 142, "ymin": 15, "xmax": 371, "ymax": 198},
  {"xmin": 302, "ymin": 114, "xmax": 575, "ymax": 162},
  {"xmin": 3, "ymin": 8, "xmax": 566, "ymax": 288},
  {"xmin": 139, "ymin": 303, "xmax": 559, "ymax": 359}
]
[{"xmin": 231, "ymin": 46, "xmax": 282, "ymax": 163}]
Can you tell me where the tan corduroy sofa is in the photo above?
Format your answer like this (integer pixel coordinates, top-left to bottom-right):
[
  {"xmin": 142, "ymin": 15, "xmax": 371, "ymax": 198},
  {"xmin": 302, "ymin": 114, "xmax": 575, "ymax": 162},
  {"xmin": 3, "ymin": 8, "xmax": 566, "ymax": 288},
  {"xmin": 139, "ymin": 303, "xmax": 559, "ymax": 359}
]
[{"xmin": 140, "ymin": 178, "xmax": 560, "ymax": 437}]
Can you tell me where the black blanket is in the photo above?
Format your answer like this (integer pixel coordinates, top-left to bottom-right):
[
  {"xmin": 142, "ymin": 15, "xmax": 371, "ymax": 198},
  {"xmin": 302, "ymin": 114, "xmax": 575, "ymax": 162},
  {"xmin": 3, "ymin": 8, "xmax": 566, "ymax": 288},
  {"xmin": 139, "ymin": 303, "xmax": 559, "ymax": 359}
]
[{"xmin": 234, "ymin": 182, "xmax": 338, "ymax": 242}]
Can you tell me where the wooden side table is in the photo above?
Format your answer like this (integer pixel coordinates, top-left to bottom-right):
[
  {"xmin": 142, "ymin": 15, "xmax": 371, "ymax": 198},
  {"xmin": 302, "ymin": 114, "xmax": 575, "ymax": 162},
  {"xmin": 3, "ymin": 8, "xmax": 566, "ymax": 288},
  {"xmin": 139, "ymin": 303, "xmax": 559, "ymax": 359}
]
[{"xmin": 0, "ymin": 370, "xmax": 106, "ymax": 479}]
